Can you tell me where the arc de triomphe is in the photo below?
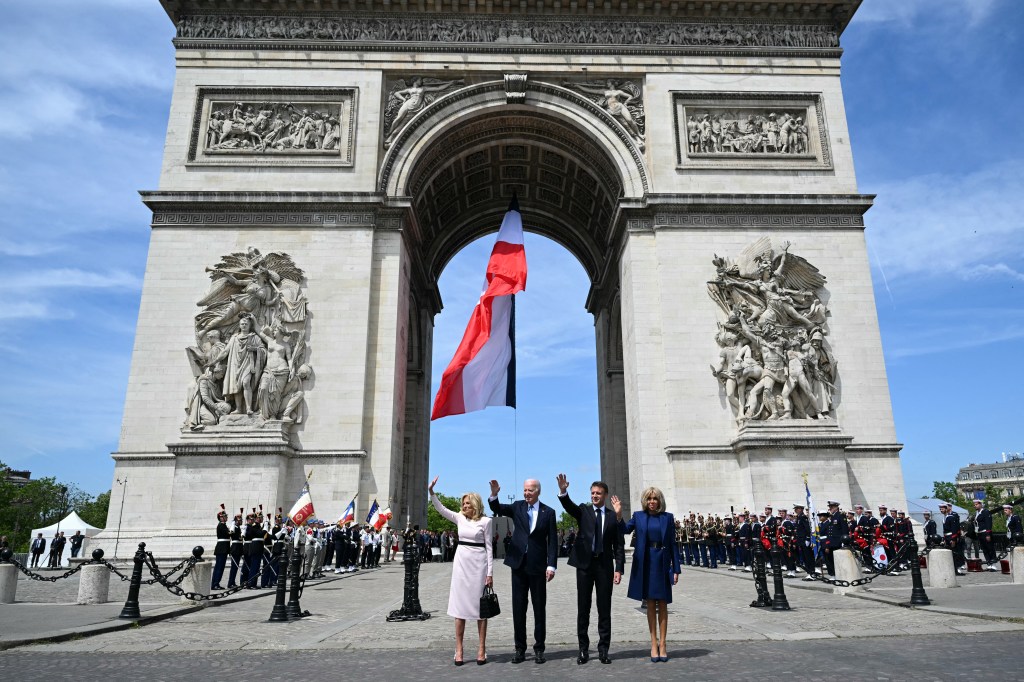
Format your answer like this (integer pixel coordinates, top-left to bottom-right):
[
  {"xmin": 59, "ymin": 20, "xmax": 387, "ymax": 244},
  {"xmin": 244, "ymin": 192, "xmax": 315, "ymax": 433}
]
[{"xmin": 93, "ymin": 0, "xmax": 905, "ymax": 555}]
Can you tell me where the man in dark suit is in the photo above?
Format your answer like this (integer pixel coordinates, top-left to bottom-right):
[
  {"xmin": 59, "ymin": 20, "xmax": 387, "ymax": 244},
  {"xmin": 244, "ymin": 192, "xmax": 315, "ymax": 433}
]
[
  {"xmin": 555, "ymin": 474, "xmax": 624, "ymax": 665},
  {"xmin": 30, "ymin": 533, "xmax": 46, "ymax": 568},
  {"xmin": 488, "ymin": 478, "xmax": 558, "ymax": 664}
]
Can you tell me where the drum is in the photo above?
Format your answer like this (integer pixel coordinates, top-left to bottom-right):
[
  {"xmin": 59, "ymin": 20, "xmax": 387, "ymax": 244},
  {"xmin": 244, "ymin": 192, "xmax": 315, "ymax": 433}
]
[
  {"xmin": 1000, "ymin": 559, "xmax": 1011, "ymax": 575},
  {"xmin": 966, "ymin": 558, "xmax": 983, "ymax": 572},
  {"xmin": 871, "ymin": 544, "xmax": 888, "ymax": 567}
]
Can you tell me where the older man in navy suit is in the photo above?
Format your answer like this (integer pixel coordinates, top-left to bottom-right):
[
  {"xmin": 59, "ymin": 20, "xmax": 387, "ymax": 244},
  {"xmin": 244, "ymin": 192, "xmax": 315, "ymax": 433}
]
[{"xmin": 488, "ymin": 478, "xmax": 558, "ymax": 664}]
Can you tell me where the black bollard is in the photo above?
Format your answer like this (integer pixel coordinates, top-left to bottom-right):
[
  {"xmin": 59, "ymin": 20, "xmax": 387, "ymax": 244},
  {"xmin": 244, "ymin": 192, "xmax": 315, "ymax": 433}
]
[
  {"xmin": 749, "ymin": 542, "xmax": 773, "ymax": 608},
  {"xmin": 118, "ymin": 542, "xmax": 146, "ymax": 619},
  {"xmin": 907, "ymin": 537, "xmax": 931, "ymax": 606},
  {"xmin": 269, "ymin": 544, "xmax": 290, "ymax": 622},
  {"xmin": 91, "ymin": 549, "xmax": 104, "ymax": 562},
  {"xmin": 770, "ymin": 543, "xmax": 791, "ymax": 611},
  {"xmin": 285, "ymin": 541, "xmax": 304, "ymax": 619},
  {"xmin": 386, "ymin": 529, "xmax": 430, "ymax": 621},
  {"xmin": 0, "ymin": 548, "xmax": 12, "ymax": 563}
]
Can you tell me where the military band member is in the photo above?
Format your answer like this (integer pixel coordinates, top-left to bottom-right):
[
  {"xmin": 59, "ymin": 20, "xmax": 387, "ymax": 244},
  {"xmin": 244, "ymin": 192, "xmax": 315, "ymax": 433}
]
[
  {"xmin": 761, "ymin": 506, "xmax": 777, "ymax": 567},
  {"xmin": 684, "ymin": 513, "xmax": 699, "ymax": 566},
  {"xmin": 750, "ymin": 512, "xmax": 763, "ymax": 567},
  {"xmin": 853, "ymin": 504, "xmax": 867, "ymax": 528},
  {"xmin": 736, "ymin": 511, "xmax": 753, "ymax": 571},
  {"xmin": 939, "ymin": 502, "xmax": 967, "ymax": 576},
  {"xmin": 776, "ymin": 506, "xmax": 797, "ymax": 577},
  {"xmin": 212, "ymin": 505, "xmax": 230, "ymax": 590},
  {"xmin": 894, "ymin": 510, "xmax": 912, "ymax": 570}
]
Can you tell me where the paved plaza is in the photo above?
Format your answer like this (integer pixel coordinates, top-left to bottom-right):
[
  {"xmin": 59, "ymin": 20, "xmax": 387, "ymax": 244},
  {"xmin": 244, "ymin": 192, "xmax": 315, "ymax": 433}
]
[{"xmin": 2, "ymin": 558, "xmax": 1023, "ymax": 680}]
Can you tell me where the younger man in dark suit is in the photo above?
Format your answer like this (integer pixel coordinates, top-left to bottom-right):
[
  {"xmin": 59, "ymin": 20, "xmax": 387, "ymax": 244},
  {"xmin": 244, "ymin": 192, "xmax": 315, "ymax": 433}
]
[
  {"xmin": 556, "ymin": 474, "xmax": 624, "ymax": 665},
  {"xmin": 488, "ymin": 478, "xmax": 557, "ymax": 664}
]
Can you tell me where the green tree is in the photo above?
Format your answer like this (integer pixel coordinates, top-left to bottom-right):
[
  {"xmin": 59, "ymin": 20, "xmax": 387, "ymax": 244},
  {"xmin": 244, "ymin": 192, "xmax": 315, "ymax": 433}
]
[
  {"xmin": 557, "ymin": 511, "xmax": 577, "ymax": 532},
  {"xmin": 426, "ymin": 492, "xmax": 460, "ymax": 532},
  {"xmin": 76, "ymin": 490, "xmax": 111, "ymax": 529}
]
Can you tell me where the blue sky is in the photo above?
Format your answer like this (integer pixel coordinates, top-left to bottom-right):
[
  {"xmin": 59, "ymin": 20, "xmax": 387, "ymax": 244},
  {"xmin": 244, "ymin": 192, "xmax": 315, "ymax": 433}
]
[{"xmin": 1, "ymin": 1, "xmax": 1021, "ymax": 507}]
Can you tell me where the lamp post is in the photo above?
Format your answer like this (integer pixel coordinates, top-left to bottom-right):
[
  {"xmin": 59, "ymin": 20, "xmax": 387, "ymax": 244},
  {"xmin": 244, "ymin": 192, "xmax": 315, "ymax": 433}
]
[{"xmin": 114, "ymin": 477, "xmax": 128, "ymax": 561}]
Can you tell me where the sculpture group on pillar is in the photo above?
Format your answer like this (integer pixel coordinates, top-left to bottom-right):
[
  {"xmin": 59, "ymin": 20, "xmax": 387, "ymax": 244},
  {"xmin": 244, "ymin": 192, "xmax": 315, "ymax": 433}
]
[
  {"xmin": 184, "ymin": 248, "xmax": 312, "ymax": 432},
  {"xmin": 708, "ymin": 238, "xmax": 837, "ymax": 424},
  {"xmin": 687, "ymin": 110, "xmax": 808, "ymax": 155}
]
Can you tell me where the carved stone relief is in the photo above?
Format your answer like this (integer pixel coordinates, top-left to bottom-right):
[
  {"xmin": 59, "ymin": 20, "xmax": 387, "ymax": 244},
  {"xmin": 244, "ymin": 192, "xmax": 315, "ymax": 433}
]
[
  {"xmin": 175, "ymin": 15, "xmax": 839, "ymax": 51},
  {"xmin": 184, "ymin": 248, "xmax": 312, "ymax": 434},
  {"xmin": 189, "ymin": 88, "xmax": 356, "ymax": 167},
  {"xmin": 674, "ymin": 93, "xmax": 831, "ymax": 170},
  {"xmin": 383, "ymin": 77, "xmax": 466, "ymax": 148},
  {"xmin": 563, "ymin": 80, "xmax": 646, "ymax": 150},
  {"xmin": 707, "ymin": 238, "xmax": 837, "ymax": 424}
]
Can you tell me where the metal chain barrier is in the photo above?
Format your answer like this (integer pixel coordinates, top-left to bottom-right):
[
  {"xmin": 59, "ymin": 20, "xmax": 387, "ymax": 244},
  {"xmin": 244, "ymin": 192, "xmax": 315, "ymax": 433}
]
[
  {"xmin": 1, "ymin": 554, "xmax": 100, "ymax": 582},
  {"xmin": 806, "ymin": 541, "xmax": 918, "ymax": 588}
]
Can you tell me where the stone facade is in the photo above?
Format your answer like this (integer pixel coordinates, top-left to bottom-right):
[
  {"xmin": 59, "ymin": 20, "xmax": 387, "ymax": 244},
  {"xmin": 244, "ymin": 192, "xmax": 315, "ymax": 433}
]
[{"xmin": 91, "ymin": 0, "xmax": 906, "ymax": 556}]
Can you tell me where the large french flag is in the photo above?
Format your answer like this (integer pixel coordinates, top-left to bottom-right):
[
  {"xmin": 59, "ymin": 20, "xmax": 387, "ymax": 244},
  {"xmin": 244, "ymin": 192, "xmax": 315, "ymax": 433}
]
[{"xmin": 431, "ymin": 197, "xmax": 527, "ymax": 420}]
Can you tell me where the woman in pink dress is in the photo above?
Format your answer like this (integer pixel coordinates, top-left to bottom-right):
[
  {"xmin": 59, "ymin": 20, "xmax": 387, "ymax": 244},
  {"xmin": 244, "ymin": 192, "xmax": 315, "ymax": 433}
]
[{"xmin": 429, "ymin": 476, "xmax": 494, "ymax": 665}]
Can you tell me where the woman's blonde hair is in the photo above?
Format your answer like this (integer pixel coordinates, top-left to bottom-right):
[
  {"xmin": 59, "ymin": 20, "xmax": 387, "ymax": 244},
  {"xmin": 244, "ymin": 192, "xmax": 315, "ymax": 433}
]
[
  {"xmin": 640, "ymin": 486, "xmax": 666, "ymax": 514},
  {"xmin": 461, "ymin": 492, "xmax": 484, "ymax": 521}
]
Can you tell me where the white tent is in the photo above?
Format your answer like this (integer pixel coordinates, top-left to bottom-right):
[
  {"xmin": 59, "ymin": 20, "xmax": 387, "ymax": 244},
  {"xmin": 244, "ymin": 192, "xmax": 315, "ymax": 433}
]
[{"xmin": 29, "ymin": 512, "xmax": 102, "ymax": 568}]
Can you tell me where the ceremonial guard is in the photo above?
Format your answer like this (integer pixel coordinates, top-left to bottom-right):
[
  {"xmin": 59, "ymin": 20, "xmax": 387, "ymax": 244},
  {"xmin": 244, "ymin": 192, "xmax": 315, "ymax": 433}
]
[
  {"xmin": 793, "ymin": 503, "xmax": 814, "ymax": 578},
  {"xmin": 694, "ymin": 514, "xmax": 710, "ymax": 568},
  {"xmin": 894, "ymin": 510, "xmax": 912, "ymax": 570},
  {"xmin": 939, "ymin": 502, "xmax": 967, "ymax": 576},
  {"xmin": 750, "ymin": 512, "xmax": 764, "ymax": 570},
  {"xmin": 735, "ymin": 511, "xmax": 752, "ymax": 572},
  {"xmin": 674, "ymin": 519, "xmax": 688, "ymax": 566},
  {"xmin": 823, "ymin": 500, "xmax": 848, "ymax": 578},
  {"xmin": 854, "ymin": 509, "xmax": 879, "ymax": 572},
  {"xmin": 212, "ymin": 504, "xmax": 230, "ymax": 590},
  {"xmin": 761, "ymin": 506, "xmax": 777, "ymax": 568},
  {"xmin": 721, "ymin": 515, "xmax": 735, "ymax": 567},
  {"xmin": 228, "ymin": 510, "xmax": 245, "ymax": 588},
  {"xmin": 972, "ymin": 499, "xmax": 998, "ymax": 571},
  {"xmin": 262, "ymin": 510, "xmax": 282, "ymax": 587},
  {"xmin": 245, "ymin": 509, "xmax": 267, "ymax": 587},
  {"xmin": 922, "ymin": 511, "xmax": 940, "ymax": 547},
  {"xmin": 815, "ymin": 510, "xmax": 830, "ymax": 574},
  {"xmin": 1004, "ymin": 504, "xmax": 1023, "ymax": 543},
  {"xmin": 777, "ymin": 506, "xmax": 797, "ymax": 577},
  {"xmin": 684, "ymin": 513, "xmax": 699, "ymax": 566}
]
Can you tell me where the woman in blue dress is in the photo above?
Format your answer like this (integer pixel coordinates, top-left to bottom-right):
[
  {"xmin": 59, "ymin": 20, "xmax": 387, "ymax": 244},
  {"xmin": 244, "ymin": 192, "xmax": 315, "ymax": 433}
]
[{"xmin": 611, "ymin": 487, "xmax": 681, "ymax": 662}]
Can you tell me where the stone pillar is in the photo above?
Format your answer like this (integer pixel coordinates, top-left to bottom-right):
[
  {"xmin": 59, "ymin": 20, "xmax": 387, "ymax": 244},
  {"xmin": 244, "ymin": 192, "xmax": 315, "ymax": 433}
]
[
  {"xmin": 1012, "ymin": 547, "xmax": 1024, "ymax": 584},
  {"xmin": 928, "ymin": 549, "xmax": 957, "ymax": 588},
  {"xmin": 181, "ymin": 561, "xmax": 213, "ymax": 603},
  {"xmin": 77, "ymin": 564, "xmax": 111, "ymax": 604},
  {"xmin": 832, "ymin": 549, "xmax": 862, "ymax": 594},
  {"xmin": 0, "ymin": 564, "xmax": 17, "ymax": 604}
]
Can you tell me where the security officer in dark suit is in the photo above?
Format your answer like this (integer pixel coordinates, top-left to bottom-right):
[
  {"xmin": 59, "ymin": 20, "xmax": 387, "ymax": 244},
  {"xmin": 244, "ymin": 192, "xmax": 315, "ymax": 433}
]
[
  {"xmin": 489, "ymin": 478, "xmax": 558, "ymax": 665},
  {"xmin": 556, "ymin": 474, "xmax": 624, "ymax": 665},
  {"xmin": 823, "ymin": 500, "xmax": 848, "ymax": 578},
  {"xmin": 211, "ymin": 505, "xmax": 230, "ymax": 590}
]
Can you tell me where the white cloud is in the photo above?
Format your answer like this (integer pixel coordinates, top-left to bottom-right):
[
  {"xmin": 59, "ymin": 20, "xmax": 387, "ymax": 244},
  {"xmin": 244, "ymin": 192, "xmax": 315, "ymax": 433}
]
[
  {"xmin": 9, "ymin": 269, "xmax": 142, "ymax": 291},
  {"xmin": 0, "ymin": 302, "xmax": 54, "ymax": 320},
  {"xmin": 0, "ymin": 238, "xmax": 63, "ymax": 257},
  {"xmin": 865, "ymin": 159, "xmax": 1024, "ymax": 284}
]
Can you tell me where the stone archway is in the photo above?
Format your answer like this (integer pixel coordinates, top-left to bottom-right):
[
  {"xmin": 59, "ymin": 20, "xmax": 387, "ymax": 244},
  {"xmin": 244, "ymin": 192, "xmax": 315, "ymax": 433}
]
[{"xmin": 384, "ymin": 79, "xmax": 645, "ymax": 522}]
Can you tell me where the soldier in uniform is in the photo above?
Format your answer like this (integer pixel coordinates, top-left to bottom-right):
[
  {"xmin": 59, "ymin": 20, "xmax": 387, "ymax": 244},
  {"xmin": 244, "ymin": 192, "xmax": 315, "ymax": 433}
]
[
  {"xmin": 939, "ymin": 502, "xmax": 967, "ymax": 576},
  {"xmin": 972, "ymin": 499, "xmax": 998, "ymax": 571},
  {"xmin": 212, "ymin": 505, "xmax": 230, "ymax": 590},
  {"xmin": 776, "ymin": 506, "xmax": 797, "ymax": 577},
  {"xmin": 239, "ymin": 512, "xmax": 254, "ymax": 587},
  {"xmin": 853, "ymin": 504, "xmax": 867, "ymax": 528},
  {"xmin": 761, "ymin": 506, "xmax": 777, "ymax": 568},
  {"xmin": 923, "ymin": 511, "xmax": 940, "ymax": 547},
  {"xmin": 854, "ymin": 509, "xmax": 879, "ymax": 572},
  {"xmin": 793, "ymin": 503, "xmax": 814, "ymax": 576},
  {"xmin": 227, "ymin": 510, "xmax": 245, "ymax": 588},
  {"xmin": 894, "ymin": 509, "xmax": 913, "ymax": 570},
  {"xmin": 721, "ymin": 515, "xmax": 734, "ymax": 567},
  {"xmin": 1004, "ymin": 504, "xmax": 1023, "ymax": 543},
  {"xmin": 750, "ymin": 512, "xmax": 764, "ymax": 570},
  {"xmin": 736, "ymin": 510, "xmax": 752, "ymax": 571},
  {"xmin": 876, "ymin": 505, "xmax": 899, "ymax": 574},
  {"xmin": 684, "ymin": 513, "xmax": 699, "ymax": 566},
  {"xmin": 823, "ymin": 500, "xmax": 847, "ymax": 578},
  {"xmin": 245, "ymin": 509, "xmax": 267, "ymax": 587}
]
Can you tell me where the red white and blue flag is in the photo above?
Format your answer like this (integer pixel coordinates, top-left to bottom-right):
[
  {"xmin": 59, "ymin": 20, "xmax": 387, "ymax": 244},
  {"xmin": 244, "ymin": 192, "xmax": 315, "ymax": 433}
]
[
  {"xmin": 373, "ymin": 506, "xmax": 393, "ymax": 531},
  {"xmin": 338, "ymin": 497, "xmax": 356, "ymax": 525},
  {"xmin": 287, "ymin": 484, "xmax": 315, "ymax": 527},
  {"xmin": 365, "ymin": 499, "xmax": 380, "ymax": 525},
  {"xmin": 431, "ymin": 197, "xmax": 527, "ymax": 420}
]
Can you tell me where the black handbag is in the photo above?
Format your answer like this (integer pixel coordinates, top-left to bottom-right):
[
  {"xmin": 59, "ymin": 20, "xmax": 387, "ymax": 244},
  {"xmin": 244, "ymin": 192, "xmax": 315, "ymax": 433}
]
[{"xmin": 479, "ymin": 584, "xmax": 501, "ymax": 619}]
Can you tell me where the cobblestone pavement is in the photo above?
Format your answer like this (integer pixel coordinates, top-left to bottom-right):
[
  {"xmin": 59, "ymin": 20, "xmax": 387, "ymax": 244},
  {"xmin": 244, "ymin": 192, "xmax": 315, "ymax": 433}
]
[
  {"xmin": 1, "ymin": 633, "xmax": 1022, "ymax": 682},
  {"xmin": 2, "ymin": 559, "xmax": 1019, "ymax": 656}
]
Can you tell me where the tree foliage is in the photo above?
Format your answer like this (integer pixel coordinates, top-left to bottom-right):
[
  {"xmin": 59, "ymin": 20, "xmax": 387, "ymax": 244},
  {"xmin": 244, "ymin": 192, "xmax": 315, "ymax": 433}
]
[
  {"xmin": 426, "ymin": 492, "xmax": 460, "ymax": 533},
  {"xmin": 0, "ymin": 462, "xmax": 109, "ymax": 551},
  {"xmin": 557, "ymin": 511, "xmax": 578, "ymax": 532}
]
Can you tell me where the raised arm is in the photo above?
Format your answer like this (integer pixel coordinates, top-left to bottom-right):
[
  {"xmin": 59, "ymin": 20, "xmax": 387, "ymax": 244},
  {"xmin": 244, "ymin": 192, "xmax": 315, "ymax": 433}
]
[
  {"xmin": 428, "ymin": 475, "xmax": 461, "ymax": 526},
  {"xmin": 556, "ymin": 473, "xmax": 581, "ymax": 520},
  {"xmin": 487, "ymin": 479, "xmax": 514, "ymax": 517}
]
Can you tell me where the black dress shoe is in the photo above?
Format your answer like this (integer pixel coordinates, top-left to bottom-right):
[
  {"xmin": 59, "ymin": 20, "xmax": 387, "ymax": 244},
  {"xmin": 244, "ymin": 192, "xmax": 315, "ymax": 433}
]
[
  {"xmin": 511, "ymin": 650, "xmax": 526, "ymax": 664},
  {"xmin": 535, "ymin": 652, "xmax": 546, "ymax": 664},
  {"xmin": 577, "ymin": 650, "xmax": 589, "ymax": 665},
  {"xmin": 599, "ymin": 652, "xmax": 611, "ymax": 664}
]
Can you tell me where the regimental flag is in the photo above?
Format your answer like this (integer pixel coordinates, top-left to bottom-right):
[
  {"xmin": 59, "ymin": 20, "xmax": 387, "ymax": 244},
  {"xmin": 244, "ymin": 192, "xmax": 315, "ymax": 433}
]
[
  {"xmin": 431, "ymin": 196, "xmax": 527, "ymax": 420},
  {"xmin": 365, "ymin": 499, "xmax": 380, "ymax": 525},
  {"xmin": 374, "ymin": 506, "xmax": 393, "ymax": 531},
  {"xmin": 338, "ymin": 498, "xmax": 356, "ymax": 525},
  {"xmin": 803, "ymin": 473, "xmax": 819, "ymax": 555},
  {"xmin": 288, "ymin": 484, "xmax": 315, "ymax": 527}
]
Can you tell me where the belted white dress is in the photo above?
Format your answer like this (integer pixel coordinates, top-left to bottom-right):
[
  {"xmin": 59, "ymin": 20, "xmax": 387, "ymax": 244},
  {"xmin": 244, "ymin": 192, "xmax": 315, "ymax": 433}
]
[{"xmin": 430, "ymin": 494, "xmax": 494, "ymax": 620}]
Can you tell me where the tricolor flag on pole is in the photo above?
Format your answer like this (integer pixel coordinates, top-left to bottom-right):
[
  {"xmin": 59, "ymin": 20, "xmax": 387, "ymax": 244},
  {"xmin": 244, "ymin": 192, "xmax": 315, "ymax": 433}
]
[
  {"xmin": 373, "ymin": 506, "xmax": 393, "ymax": 531},
  {"xmin": 431, "ymin": 196, "xmax": 527, "ymax": 420},
  {"xmin": 365, "ymin": 499, "xmax": 380, "ymax": 525},
  {"xmin": 338, "ymin": 497, "xmax": 356, "ymax": 525},
  {"xmin": 287, "ymin": 484, "xmax": 315, "ymax": 527}
]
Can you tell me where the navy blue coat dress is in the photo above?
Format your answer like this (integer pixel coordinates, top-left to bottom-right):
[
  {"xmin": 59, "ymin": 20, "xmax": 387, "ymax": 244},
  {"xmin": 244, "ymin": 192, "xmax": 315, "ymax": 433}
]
[{"xmin": 619, "ymin": 511, "xmax": 682, "ymax": 603}]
